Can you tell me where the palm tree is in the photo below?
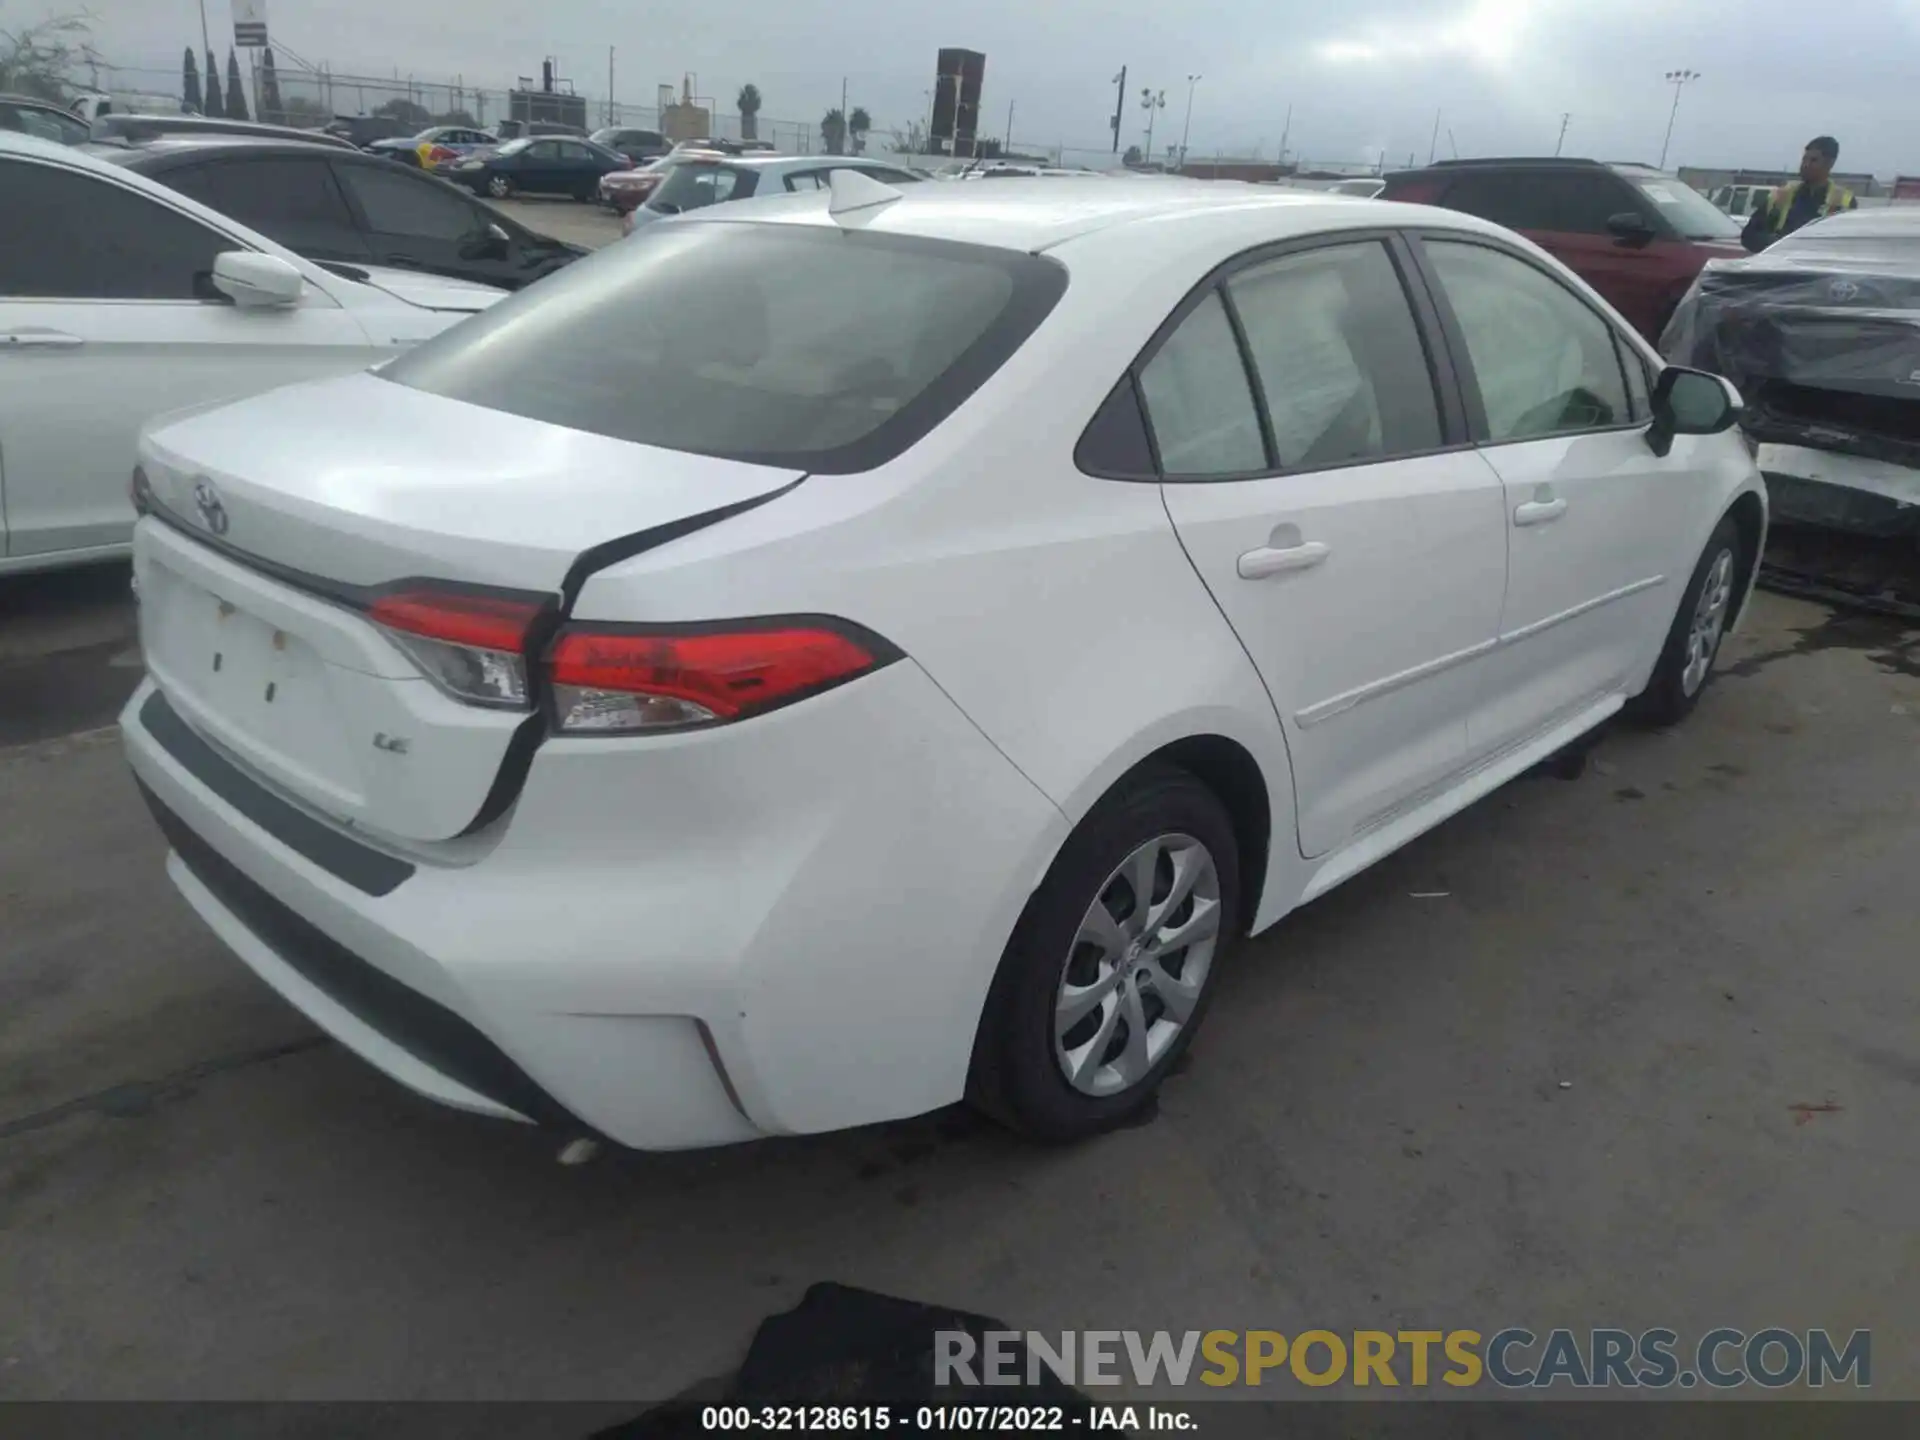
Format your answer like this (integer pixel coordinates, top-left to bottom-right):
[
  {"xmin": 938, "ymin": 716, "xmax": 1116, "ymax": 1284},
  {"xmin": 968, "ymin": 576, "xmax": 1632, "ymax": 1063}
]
[
  {"xmin": 847, "ymin": 106, "xmax": 871, "ymax": 155},
  {"xmin": 737, "ymin": 83, "xmax": 762, "ymax": 142},
  {"xmin": 820, "ymin": 106, "xmax": 847, "ymax": 156}
]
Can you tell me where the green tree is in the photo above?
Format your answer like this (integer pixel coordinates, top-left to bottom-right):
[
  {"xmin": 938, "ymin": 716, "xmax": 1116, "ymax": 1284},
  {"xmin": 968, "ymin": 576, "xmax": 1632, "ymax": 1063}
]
[
  {"xmin": 203, "ymin": 48, "xmax": 223, "ymax": 117},
  {"xmin": 257, "ymin": 46, "xmax": 282, "ymax": 122},
  {"xmin": 374, "ymin": 95, "xmax": 431, "ymax": 127},
  {"xmin": 0, "ymin": 10, "xmax": 95, "ymax": 101},
  {"xmin": 182, "ymin": 46, "xmax": 201, "ymax": 113},
  {"xmin": 736, "ymin": 83, "xmax": 761, "ymax": 141},
  {"xmin": 848, "ymin": 105, "xmax": 871, "ymax": 154},
  {"xmin": 820, "ymin": 106, "xmax": 846, "ymax": 156},
  {"xmin": 224, "ymin": 49, "xmax": 249, "ymax": 120}
]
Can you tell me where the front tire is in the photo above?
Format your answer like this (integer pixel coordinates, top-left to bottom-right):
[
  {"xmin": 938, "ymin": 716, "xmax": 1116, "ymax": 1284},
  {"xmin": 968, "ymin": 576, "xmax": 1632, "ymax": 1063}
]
[
  {"xmin": 1629, "ymin": 514, "xmax": 1744, "ymax": 727},
  {"xmin": 487, "ymin": 174, "xmax": 514, "ymax": 199},
  {"xmin": 969, "ymin": 766, "xmax": 1240, "ymax": 1142}
]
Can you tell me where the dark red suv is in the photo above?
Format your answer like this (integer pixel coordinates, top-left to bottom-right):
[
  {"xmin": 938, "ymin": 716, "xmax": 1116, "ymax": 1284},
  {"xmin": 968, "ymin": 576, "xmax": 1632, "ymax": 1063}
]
[{"xmin": 1380, "ymin": 158, "xmax": 1746, "ymax": 342}]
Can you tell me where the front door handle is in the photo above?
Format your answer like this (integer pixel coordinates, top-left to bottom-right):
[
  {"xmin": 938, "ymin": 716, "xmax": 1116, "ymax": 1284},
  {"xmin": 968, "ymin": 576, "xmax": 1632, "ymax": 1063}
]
[
  {"xmin": 1238, "ymin": 540, "xmax": 1331, "ymax": 579},
  {"xmin": 0, "ymin": 329, "xmax": 84, "ymax": 349},
  {"xmin": 1514, "ymin": 498, "xmax": 1568, "ymax": 527}
]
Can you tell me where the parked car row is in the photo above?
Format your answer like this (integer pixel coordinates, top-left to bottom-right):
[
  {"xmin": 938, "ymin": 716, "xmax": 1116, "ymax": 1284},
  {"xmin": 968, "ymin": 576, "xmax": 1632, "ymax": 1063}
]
[
  {"xmin": 618, "ymin": 152, "xmax": 925, "ymax": 233},
  {"xmin": 110, "ymin": 171, "xmax": 1766, "ymax": 1155}
]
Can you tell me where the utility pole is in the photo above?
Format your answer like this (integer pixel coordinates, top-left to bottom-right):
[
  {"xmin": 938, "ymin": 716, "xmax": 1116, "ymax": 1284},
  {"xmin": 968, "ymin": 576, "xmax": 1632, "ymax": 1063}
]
[
  {"xmin": 1278, "ymin": 103, "xmax": 1292, "ymax": 165},
  {"xmin": 1110, "ymin": 66, "xmax": 1127, "ymax": 154},
  {"xmin": 1659, "ymin": 69, "xmax": 1699, "ymax": 170},
  {"xmin": 196, "ymin": 0, "xmax": 211, "ymax": 60},
  {"xmin": 607, "ymin": 47, "xmax": 615, "ymax": 126},
  {"xmin": 839, "ymin": 75, "xmax": 848, "ymax": 156},
  {"xmin": 1428, "ymin": 108, "xmax": 1441, "ymax": 165},
  {"xmin": 1140, "ymin": 88, "xmax": 1165, "ymax": 164},
  {"xmin": 1178, "ymin": 74, "xmax": 1201, "ymax": 171},
  {"xmin": 1555, "ymin": 112, "xmax": 1570, "ymax": 156},
  {"xmin": 1005, "ymin": 98, "xmax": 1015, "ymax": 152}
]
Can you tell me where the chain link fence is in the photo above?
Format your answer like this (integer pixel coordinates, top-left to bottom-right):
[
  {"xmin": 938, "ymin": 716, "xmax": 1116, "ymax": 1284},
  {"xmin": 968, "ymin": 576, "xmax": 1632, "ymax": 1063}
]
[{"xmin": 91, "ymin": 61, "xmax": 818, "ymax": 152}]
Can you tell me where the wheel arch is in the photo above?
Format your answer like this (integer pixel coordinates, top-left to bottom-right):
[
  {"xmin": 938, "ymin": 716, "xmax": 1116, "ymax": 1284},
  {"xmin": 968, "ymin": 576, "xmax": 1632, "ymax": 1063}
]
[{"xmin": 1723, "ymin": 486, "xmax": 1767, "ymax": 631}]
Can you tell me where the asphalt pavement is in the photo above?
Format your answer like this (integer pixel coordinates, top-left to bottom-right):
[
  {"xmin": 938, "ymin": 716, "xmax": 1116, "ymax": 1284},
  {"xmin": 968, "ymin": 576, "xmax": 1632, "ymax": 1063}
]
[{"xmin": 1, "ymin": 567, "xmax": 1916, "ymax": 1400}]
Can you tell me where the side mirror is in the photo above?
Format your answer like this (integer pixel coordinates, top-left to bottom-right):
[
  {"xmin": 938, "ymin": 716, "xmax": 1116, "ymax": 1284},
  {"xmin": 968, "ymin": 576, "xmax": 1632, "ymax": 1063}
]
[
  {"xmin": 211, "ymin": 251, "xmax": 304, "ymax": 308},
  {"xmin": 1646, "ymin": 366, "xmax": 1740, "ymax": 457},
  {"xmin": 1606, "ymin": 211, "xmax": 1655, "ymax": 246}
]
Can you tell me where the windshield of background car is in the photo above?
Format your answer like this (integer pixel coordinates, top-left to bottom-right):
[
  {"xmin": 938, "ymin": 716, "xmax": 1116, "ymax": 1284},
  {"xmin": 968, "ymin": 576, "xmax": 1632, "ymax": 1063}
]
[
  {"xmin": 647, "ymin": 162, "xmax": 757, "ymax": 212},
  {"xmin": 1629, "ymin": 177, "xmax": 1742, "ymax": 240},
  {"xmin": 379, "ymin": 222, "xmax": 1068, "ymax": 472}
]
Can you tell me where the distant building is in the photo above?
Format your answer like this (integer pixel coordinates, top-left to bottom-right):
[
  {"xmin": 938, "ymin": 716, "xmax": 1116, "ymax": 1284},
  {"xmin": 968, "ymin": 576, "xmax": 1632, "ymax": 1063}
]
[{"xmin": 1893, "ymin": 176, "xmax": 1920, "ymax": 201}]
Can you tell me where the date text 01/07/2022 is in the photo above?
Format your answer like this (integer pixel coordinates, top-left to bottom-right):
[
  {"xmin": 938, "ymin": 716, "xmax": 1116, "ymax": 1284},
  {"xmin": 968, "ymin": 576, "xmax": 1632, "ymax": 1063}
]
[{"xmin": 699, "ymin": 1405, "xmax": 1194, "ymax": 1432}]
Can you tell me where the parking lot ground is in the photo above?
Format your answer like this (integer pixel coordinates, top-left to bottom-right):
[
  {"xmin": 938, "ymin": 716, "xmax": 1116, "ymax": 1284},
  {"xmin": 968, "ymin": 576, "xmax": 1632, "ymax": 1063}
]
[
  {"xmin": 1, "ymin": 581, "xmax": 1917, "ymax": 1401},
  {"xmin": 490, "ymin": 196, "xmax": 626, "ymax": 250}
]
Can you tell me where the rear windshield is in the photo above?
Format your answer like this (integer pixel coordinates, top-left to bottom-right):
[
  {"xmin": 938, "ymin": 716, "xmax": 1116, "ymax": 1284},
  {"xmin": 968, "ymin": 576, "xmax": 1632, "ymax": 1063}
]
[
  {"xmin": 1629, "ymin": 177, "xmax": 1741, "ymax": 240},
  {"xmin": 647, "ymin": 161, "xmax": 758, "ymax": 213},
  {"xmin": 379, "ymin": 221, "xmax": 1068, "ymax": 473}
]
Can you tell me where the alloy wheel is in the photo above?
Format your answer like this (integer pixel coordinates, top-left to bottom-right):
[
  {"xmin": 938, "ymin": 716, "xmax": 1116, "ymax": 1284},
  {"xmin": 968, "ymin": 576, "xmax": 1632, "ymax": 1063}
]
[
  {"xmin": 1682, "ymin": 548, "xmax": 1735, "ymax": 697},
  {"xmin": 1053, "ymin": 833, "xmax": 1222, "ymax": 1097}
]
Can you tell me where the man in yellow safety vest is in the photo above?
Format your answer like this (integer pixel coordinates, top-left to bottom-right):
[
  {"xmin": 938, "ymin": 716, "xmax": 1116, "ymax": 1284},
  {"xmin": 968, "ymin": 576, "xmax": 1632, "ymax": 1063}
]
[{"xmin": 1741, "ymin": 136, "xmax": 1857, "ymax": 252}]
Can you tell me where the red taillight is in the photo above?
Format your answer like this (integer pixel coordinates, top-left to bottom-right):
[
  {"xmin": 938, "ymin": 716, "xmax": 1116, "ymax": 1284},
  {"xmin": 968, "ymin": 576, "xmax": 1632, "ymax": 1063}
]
[
  {"xmin": 545, "ymin": 622, "xmax": 893, "ymax": 733},
  {"xmin": 369, "ymin": 588, "xmax": 546, "ymax": 711}
]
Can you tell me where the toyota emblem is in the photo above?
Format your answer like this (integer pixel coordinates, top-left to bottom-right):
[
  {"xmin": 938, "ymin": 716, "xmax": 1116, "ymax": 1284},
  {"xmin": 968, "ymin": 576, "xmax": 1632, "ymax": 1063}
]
[
  {"xmin": 1829, "ymin": 279, "xmax": 1861, "ymax": 302},
  {"xmin": 192, "ymin": 478, "xmax": 229, "ymax": 536}
]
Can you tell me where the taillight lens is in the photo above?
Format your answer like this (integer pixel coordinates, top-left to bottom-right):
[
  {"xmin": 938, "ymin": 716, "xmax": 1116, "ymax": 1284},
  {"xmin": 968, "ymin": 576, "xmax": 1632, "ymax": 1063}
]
[
  {"xmin": 546, "ymin": 622, "xmax": 893, "ymax": 733},
  {"xmin": 370, "ymin": 589, "xmax": 545, "ymax": 710}
]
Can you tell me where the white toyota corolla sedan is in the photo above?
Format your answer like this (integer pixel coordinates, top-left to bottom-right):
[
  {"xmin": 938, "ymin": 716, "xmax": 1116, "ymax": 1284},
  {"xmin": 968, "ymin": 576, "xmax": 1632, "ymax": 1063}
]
[{"xmin": 122, "ymin": 173, "xmax": 1766, "ymax": 1150}]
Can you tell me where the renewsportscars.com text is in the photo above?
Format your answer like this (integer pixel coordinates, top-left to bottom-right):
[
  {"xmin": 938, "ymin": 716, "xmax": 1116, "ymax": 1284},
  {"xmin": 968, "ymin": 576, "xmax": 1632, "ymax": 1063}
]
[{"xmin": 935, "ymin": 1328, "xmax": 1871, "ymax": 1390}]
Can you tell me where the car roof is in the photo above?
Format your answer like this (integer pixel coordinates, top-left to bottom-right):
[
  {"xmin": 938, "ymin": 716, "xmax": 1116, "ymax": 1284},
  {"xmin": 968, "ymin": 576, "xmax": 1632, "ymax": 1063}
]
[
  {"xmin": 83, "ymin": 134, "xmax": 367, "ymax": 167},
  {"xmin": 677, "ymin": 174, "xmax": 1513, "ymax": 254}
]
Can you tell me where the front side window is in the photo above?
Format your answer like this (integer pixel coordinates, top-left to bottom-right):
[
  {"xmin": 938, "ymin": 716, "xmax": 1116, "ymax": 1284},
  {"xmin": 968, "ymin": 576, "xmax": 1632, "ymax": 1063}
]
[
  {"xmin": 0, "ymin": 158, "xmax": 227, "ymax": 300},
  {"xmin": 380, "ymin": 224, "xmax": 1065, "ymax": 472},
  {"xmin": 337, "ymin": 163, "xmax": 479, "ymax": 240},
  {"xmin": 1225, "ymin": 241, "xmax": 1441, "ymax": 469},
  {"xmin": 1137, "ymin": 290, "xmax": 1266, "ymax": 477},
  {"xmin": 1425, "ymin": 239, "xmax": 1631, "ymax": 442}
]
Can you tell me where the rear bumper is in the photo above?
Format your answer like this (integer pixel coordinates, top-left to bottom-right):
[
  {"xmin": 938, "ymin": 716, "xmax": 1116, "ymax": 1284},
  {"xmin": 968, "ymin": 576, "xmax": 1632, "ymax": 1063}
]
[{"xmin": 122, "ymin": 658, "xmax": 1067, "ymax": 1150}]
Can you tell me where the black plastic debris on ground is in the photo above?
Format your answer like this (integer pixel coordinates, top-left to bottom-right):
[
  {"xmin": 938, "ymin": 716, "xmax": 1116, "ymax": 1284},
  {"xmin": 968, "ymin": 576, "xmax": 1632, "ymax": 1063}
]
[{"xmin": 596, "ymin": 1282, "xmax": 1095, "ymax": 1438}]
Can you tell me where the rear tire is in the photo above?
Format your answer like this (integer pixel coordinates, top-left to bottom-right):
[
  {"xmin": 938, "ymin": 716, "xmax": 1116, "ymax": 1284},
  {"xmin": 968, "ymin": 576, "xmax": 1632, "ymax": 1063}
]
[
  {"xmin": 1628, "ymin": 514, "xmax": 1744, "ymax": 727},
  {"xmin": 968, "ymin": 765, "xmax": 1240, "ymax": 1143}
]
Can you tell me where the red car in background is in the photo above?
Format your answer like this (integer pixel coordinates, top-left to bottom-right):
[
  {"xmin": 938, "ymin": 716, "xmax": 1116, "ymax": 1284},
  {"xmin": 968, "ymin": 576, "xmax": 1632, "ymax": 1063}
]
[
  {"xmin": 598, "ymin": 156, "xmax": 675, "ymax": 214},
  {"xmin": 1379, "ymin": 157, "xmax": 1746, "ymax": 341}
]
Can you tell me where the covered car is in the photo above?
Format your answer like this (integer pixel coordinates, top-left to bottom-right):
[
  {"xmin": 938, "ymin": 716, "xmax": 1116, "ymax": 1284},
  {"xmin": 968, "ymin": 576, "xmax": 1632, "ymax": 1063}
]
[{"xmin": 1661, "ymin": 206, "xmax": 1920, "ymax": 539}]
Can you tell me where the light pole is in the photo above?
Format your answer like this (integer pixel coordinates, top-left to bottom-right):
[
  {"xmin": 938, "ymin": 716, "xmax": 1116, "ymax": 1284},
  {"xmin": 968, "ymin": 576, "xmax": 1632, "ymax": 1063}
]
[
  {"xmin": 1178, "ymin": 74, "xmax": 1201, "ymax": 170},
  {"xmin": 1555, "ymin": 112, "xmax": 1570, "ymax": 156},
  {"xmin": 1140, "ymin": 86, "xmax": 1165, "ymax": 164},
  {"xmin": 1658, "ymin": 69, "xmax": 1699, "ymax": 171}
]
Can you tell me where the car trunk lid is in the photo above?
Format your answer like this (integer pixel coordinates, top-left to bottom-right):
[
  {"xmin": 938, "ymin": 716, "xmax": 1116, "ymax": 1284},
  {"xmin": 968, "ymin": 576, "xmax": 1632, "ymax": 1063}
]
[{"xmin": 135, "ymin": 370, "xmax": 803, "ymax": 843}]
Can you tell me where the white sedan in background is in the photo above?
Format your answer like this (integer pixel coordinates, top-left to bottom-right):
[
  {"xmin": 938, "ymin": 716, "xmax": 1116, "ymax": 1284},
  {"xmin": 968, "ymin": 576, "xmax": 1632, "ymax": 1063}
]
[
  {"xmin": 0, "ymin": 133, "xmax": 502, "ymax": 575},
  {"xmin": 123, "ymin": 172, "xmax": 1764, "ymax": 1151}
]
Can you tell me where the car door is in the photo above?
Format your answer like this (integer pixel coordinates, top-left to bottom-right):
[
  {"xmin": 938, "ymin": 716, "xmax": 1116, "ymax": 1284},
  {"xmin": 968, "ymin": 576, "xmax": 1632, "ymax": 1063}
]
[
  {"xmin": 157, "ymin": 153, "xmax": 374, "ymax": 269},
  {"xmin": 331, "ymin": 158, "xmax": 517, "ymax": 286},
  {"xmin": 515, "ymin": 139, "xmax": 563, "ymax": 192},
  {"xmin": 1532, "ymin": 172, "xmax": 1677, "ymax": 340},
  {"xmin": 1151, "ymin": 234, "xmax": 1509, "ymax": 858},
  {"xmin": 0, "ymin": 154, "xmax": 376, "ymax": 561},
  {"xmin": 1411, "ymin": 234, "xmax": 1678, "ymax": 760}
]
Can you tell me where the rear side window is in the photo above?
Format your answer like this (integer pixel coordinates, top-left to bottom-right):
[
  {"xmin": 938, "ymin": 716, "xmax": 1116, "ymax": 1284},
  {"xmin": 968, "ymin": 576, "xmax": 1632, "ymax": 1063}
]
[
  {"xmin": 650, "ymin": 163, "xmax": 754, "ymax": 212},
  {"xmin": 164, "ymin": 156, "xmax": 357, "ymax": 234},
  {"xmin": 1137, "ymin": 291, "xmax": 1266, "ymax": 477},
  {"xmin": 1437, "ymin": 170, "xmax": 1559, "ymax": 231},
  {"xmin": 0, "ymin": 158, "xmax": 226, "ymax": 299},
  {"xmin": 1225, "ymin": 241, "xmax": 1441, "ymax": 468},
  {"xmin": 380, "ymin": 223, "xmax": 1067, "ymax": 473}
]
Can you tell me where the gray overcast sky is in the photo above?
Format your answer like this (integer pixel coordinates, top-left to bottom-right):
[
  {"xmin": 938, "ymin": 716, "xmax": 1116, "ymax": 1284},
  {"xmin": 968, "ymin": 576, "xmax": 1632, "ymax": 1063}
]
[{"xmin": 48, "ymin": 0, "xmax": 1920, "ymax": 174}]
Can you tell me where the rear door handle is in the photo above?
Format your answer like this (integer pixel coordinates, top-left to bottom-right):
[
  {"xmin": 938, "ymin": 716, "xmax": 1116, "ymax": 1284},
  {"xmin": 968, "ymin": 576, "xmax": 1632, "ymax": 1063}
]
[
  {"xmin": 1237, "ymin": 540, "xmax": 1331, "ymax": 579},
  {"xmin": 0, "ymin": 329, "xmax": 84, "ymax": 349},
  {"xmin": 1514, "ymin": 498, "xmax": 1568, "ymax": 527}
]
